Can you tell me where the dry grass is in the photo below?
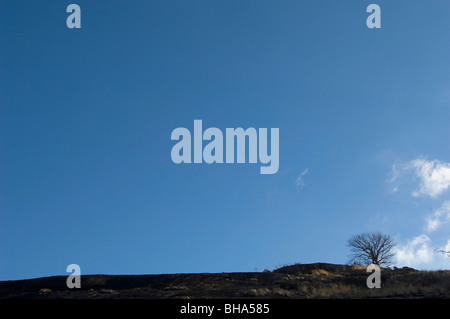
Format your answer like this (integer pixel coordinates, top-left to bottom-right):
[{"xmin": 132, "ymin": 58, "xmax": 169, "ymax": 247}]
[
  {"xmin": 311, "ymin": 269, "xmax": 329, "ymax": 276},
  {"xmin": 351, "ymin": 265, "xmax": 367, "ymax": 271},
  {"xmin": 305, "ymin": 269, "xmax": 450, "ymax": 298}
]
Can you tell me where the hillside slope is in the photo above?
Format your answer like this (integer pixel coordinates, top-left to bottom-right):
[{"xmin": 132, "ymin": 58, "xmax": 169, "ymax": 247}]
[{"xmin": 1, "ymin": 263, "xmax": 449, "ymax": 299}]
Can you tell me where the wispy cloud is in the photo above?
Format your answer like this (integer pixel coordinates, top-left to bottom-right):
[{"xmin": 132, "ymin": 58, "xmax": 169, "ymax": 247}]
[
  {"xmin": 387, "ymin": 162, "xmax": 400, "ymax": 184},
  {"xmin": 295, "ymin": 168, "xmax": 308, "ymax": 188},
  {"xmin": 386, "ymin": 163, "xmax": 401, "ymax": 193},
  {"xmin": 425, "ymin": 201, "xmax": 450, "ymax": 233}
]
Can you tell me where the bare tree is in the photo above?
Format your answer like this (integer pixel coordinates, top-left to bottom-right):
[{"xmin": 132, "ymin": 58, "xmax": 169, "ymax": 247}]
[
  {"xmin": 435, "ymin": 249, "xmax": 450, "ymax": 258},
  {"xmin": 347, "ymin": 232, "xmax": 396, "ymax": 266}
]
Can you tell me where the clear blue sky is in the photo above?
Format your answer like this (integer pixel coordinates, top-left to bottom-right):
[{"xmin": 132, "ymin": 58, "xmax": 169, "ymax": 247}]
[{"xmin": 1, "ymin": 0, "xmax": 450, "ymax": 280}]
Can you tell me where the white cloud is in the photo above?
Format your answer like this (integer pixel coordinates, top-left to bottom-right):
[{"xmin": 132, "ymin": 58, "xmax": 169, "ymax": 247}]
[
  {"xmin": 387, "ymin": 158, "xmax": 450, "ymax": 198},
  {"xmin": 295, "ymin": 168, "xmax": 308, "ymax": 188},
  {"xmin": 395, "ymin": 235, "xmax": 433, "ymax": 267},
  {"xmin": 425, "ymin": 217, "xmax": 441, "ymax": 233},
  {"xmin": 425, "ymin": 201, "xmax": 450, "ymax": 233},
  {"xmin": 408, "ymin": 158, "xmax": 450, "ymax": 198},
  {"xmin": 394, "ymin": 235, "xmax": 450, "ymax": 269},
  {"xmin": 386, "ymin": 157, "xmax": 450, "ymax": 269}
]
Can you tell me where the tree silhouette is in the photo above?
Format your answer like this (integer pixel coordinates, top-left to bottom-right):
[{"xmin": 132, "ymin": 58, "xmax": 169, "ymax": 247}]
[{"xmin": 347, "ymin": 232, "xmax": 396, "ymax": 266}]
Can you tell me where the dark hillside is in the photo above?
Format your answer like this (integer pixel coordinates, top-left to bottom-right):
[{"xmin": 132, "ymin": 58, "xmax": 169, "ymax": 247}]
[{"xmin": 1, "ymin": 263, "xmax": 449, "ymax": 299}]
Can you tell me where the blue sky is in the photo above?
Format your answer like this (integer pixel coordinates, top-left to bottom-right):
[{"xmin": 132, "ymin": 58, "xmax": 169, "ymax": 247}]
[{"xmin": 1, "ymin": 0, "xmax": 450, "ymax": 280}]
